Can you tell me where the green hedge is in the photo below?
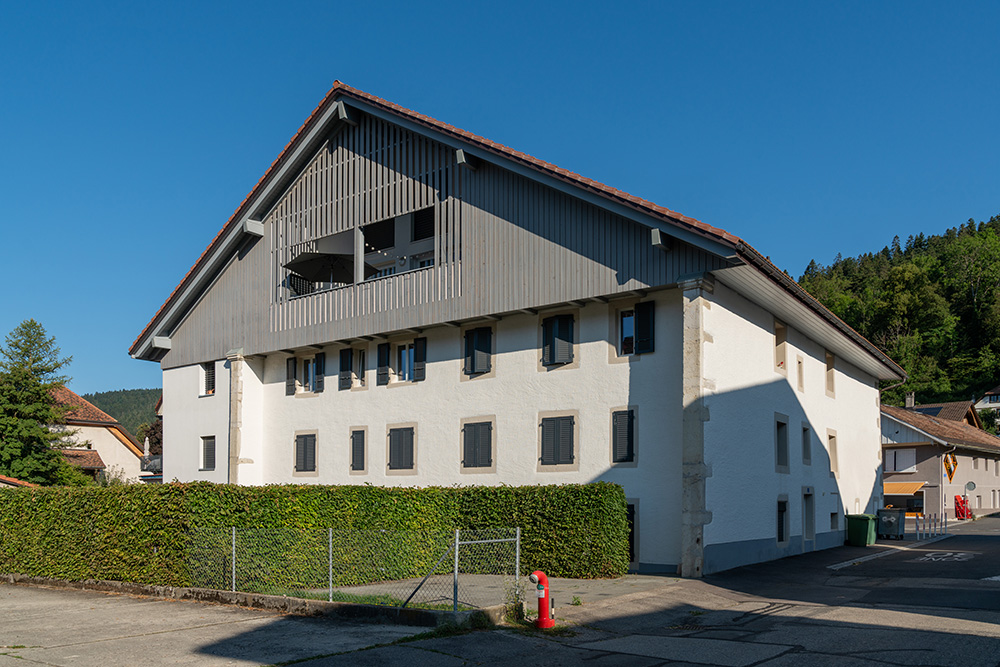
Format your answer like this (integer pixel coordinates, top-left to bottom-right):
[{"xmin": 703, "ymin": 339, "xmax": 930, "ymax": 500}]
[{"xmin": 0, "ymin": 482, "xmax": 628, "ymax": 587}]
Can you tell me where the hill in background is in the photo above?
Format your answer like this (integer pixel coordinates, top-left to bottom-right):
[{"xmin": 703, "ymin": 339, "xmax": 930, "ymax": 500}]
[
  {"xmin": 799, "ymin": 213, "xmax": 1000, "ymax": 407},
  {"xmin": 81, "ymin": 388, "xmax": 160, "ymax": 436}
]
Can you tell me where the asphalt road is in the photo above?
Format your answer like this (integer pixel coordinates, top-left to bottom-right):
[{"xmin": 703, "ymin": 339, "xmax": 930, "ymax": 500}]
[{"xmin": 5, "ymin": 517, "xmax": 1000, "ymax": 666}]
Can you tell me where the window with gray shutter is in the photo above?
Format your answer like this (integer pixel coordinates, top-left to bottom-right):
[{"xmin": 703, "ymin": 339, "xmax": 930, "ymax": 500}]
[
  {"xmin": 612, "ymin": 410, "xmax": 634, "ymax": 463},
  {"xmin": 464, "ymin": 328, "xmax": 492, "ymax": 375},
  {"xmin": 540, "ymin": 416, "xmax": 574, "ymax": 465},
  {"xmin": 635, "ymin": 301, "xmax": 655, "ymax": 354},
  {"xmin": 412, "ymin": 207, "xmax": 434, "ymax": 241},
  {"xmin": 350, "ymin": 430, "xmax": 365, "ymax": 471},
  {"xmin": 542, "ymin": 315, "xmax": 573, "ymax": 366},
  {"xmin": 286, "ymin": 357, "xmax": 297, "ymax": 395},
  {"xmin": 339, "ymin": 349, "xmax": 353, "ymax": 390},
  {"xmin": 295, "ymin": 434, "xmax": 316, "ymax": 472},
  {"xmin": 413, "ymin": 338, "xmax": 427, "ymax": 382},
  {"xmin": 388, "ymin": 427, "xmax": 414, "ymax": 469},
  {"xmin": 377, "ymin": 343, "xmax": 390, "ymax": 385},
  {"xmin": 463, "ymin": 422, "xmax": 493, "ymax": 468},
  {"xmin": 201, "ymin": 436, "xmax": 216, "ymax": 470},
  {"xmin": 202, "ymin": 362, "xmax": 215, "ymax": 395},
  {"xmin": 314, "ymin": 353, "xmax": 325, "ymax": 393}
]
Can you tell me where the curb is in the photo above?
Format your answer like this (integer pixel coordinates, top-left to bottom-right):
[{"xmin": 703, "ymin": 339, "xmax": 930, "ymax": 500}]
[
  {"xmin": 827, "ymin": 534, "xmax": 954, "ymax": 571},
  {"xmin": 0, "ymin": 573, "xmax": 507, "ymax": 628}
]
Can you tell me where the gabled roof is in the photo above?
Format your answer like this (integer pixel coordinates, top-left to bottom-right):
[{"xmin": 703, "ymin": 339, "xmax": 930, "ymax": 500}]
[
  {"xmin": 981, "ymin": 384, "xmax": 1000, "ymax": 397},
  {"xmin": 59, "ymin": 448, "xmax": 106, "ymax": 470},
  {"xmin": 912, "ymin": 401, "xmax": 981, "ymax": 428},
  {"xmin": 51, "ymin": 386, "xmax": 144, "ymax": 458},
  {"xmin": 129, "ymin": 81, "xmax": 905, "ymax": 381},
  {"xmin": 0, "ymin": 474, "xmax": 37, "ymax": 488},
  {"xmin": 882, "ymin": 405, "xmax": 1000, "ymax": 454}
]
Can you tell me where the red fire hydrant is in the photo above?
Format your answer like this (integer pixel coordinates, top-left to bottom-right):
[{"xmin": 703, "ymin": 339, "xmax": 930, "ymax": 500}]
[{"xmin": 529, "ymin": 570, "xmax": 555, "ymax": 629}]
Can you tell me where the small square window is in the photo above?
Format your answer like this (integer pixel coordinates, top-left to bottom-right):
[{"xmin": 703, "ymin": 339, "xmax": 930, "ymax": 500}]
[
  {"xmin": 542, "ymin": 315, "xmax": 574, "ymax": 366},
  {"xmin": 464, "ymin": 327, "xmax": 493, "ymax": 376},
  {"xmin": 388, "ymin": 427, "xmax": 415, "ymax": 470},
  {"xmin": 295, "ymin": 434, "xmax": 316, "ymax": 473},
  {"xmin": 540, "ymin": 416, "xmax": 574, "ymax": 465},
  {"xmin": 463, "ymin": 422, "xmax": 493, "ymax": 468}
]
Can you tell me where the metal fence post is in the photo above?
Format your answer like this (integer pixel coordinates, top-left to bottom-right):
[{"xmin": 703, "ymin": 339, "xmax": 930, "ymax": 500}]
[
  {"xmin": 328, "ymin": 527, "xmax": 333, "ymax": 603},
  {"xmin": 515, "ymin": 527, "xmax": 521, "ymax": 593},
  {"xmin": 453, "ymin": 529, "xmax": 460, "ymax": 613},
  {"xmin": 231, "ymin": 526, "xmax": 236, "ymax": 593}
]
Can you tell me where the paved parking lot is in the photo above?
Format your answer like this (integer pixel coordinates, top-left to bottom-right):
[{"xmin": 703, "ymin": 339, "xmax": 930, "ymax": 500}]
[{"xmin": 5, "ymin": 517, "xmax": 1000, "ymax": 666}]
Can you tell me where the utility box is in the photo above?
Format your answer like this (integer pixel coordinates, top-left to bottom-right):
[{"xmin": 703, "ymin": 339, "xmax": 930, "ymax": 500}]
[
  {"xmin": 846, "ymin": 514, "xmax": 877, "ymax": 547},
  {"xmin": 876, "ymin": 508, "xmax": 906, "ymax": 540}
]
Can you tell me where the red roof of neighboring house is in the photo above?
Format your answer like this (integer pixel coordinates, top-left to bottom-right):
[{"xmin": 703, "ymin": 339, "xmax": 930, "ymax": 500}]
[
  {"xmin": 58, "ymin": 448, "xmax": 106, "ymax": 470},
  {"xmin": 912, "ymin": 401, "xmax": 981, "ymax": 428},
  {"xmin": 883, "ymin": 405, "xmax": 1000, "ymax": 453},
  {"xmin": 52, "ymin": 386, "xmax": 118, "ymax": 425},
  {"xmin": 0, "ymin": 474, "xmax": 37, "ymax": 488},
  {"xmin": 128, "ymin": 82, "xmax": 905, "ymax": 380}
]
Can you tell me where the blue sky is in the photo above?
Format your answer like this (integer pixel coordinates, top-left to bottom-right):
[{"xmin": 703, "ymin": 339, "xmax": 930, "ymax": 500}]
[{"xmin": 1, "ymin": 1, "xmax": 998, "ymax": 394}]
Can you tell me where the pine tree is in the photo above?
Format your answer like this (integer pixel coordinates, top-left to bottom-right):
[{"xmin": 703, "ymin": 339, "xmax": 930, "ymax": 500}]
[{"xmin": 0, "ymin": 319, "xmax": 83, "ymax": 485}]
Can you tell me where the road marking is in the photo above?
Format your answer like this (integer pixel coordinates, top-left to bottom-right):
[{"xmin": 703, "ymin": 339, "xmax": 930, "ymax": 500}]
[
  {"xmin": 827, "ymin": 534, "xmax": 952, "ymax": 570},
  {"xmin": 982, "ymin": 575, "xmax": 1000, "ymax": 581},
  {"xmin": 909, "ymin": 551, "xmax": 978, "ymax": 562}
]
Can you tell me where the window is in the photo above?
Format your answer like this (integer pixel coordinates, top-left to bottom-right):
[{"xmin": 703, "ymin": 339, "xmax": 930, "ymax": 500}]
[
  {"xmin": 777, "ymin": 499, "xmax": 789, "ymax": 544},
  {"xmin": 828, "ymin": 430, "xmax": 839, "ymax": 478},
  {"xmin": 796, "ymin": 356, "xmax": 804, "ymax": 392},
  {"xmin": 802, "ymin": 425, "xmax": 811, "ymax": 465},
  {"xmin": 803, "ymin": 492, "xmax": 815, "ymax": 541},
  {"xmin": 350, "ymin": 430, "xmax": 365, "ymax": 472},
  {"xmin": 201, "ymin": 436, "xmax": 216, "ymax": 471},
  {"xmin": 412, "ymin": 207, "xmax": 434, "ymax": 241},
  {"xmin": 542, "ymin": 314, "xmax": 574, "ymax": 366},
  {"xmin": 395, "ymin": 338, "xmax": 427, "ymax": 382},
  {"xmin": 884, "ymin": 448, "xmax": 916, "ymax": 473},
  {"xmin": 464, "ymin": 327, "xmax": 492, "ymax": 376},
  {"xmin": 339, "ymin": 349, "xmax": 365, "ymax": 390},
  {"xmin": 774, "ymin": 320, "xmax": 787, "ymax": 373},
  {"xmin": 618, "ymin": 301, "xmax": 655, "ymax": 356},
  {"xmin": 540, "ymin": 416, "xmax": 574, "ymax": 465},
  {"xmin": 830, "ymin": 512, "xmax": 839, "ymax": 531},
  {"xmin": 462, "ymin": 422, "xmax": 493, "ymax": 468},
  {"xmin": 201, "ymin": 362, "xmax": 216, "ymax": 396},
  {"xmin": 377, "ymin": 343, "xmax": 390, "ymax": 385},
  {"xmin": 286, "ymin": 353, "xmax": 325, "ymax": 395},
  {"xmin": 388, "ymin": 427, "xmax": 415, "ymax": 470},
  {"xmin": 415, "ymin": 255, "xmax": 435, "ymax": 269},
  {"xmin": 295, "ymin": 434, "xmax": 316, "ymax": 473},
  {"xmin": 355, "ymin": 349, "xmax": 366, "ymax": 386},
  {"xmin": 612, "ymin": 410, "xmax": 635, "ymax": 463},
  {"xmin": 373, "ymin": 264, "xmax": 397, "ymax": 278},
  {"xmin": 989, "ymin": 394, "xmax": 1000, "ymax": 403},
  {"xmin": 973, "ymin": 457, "xmax": 979, "ymax": 470},
  {"xmin": 775, "ymin": 416, "xmax": 789, "ymax": 473},
  {"xmin": 825, "ymin": 351, "xmax": 836, "ymax": 396},
  {"xmin": 995, "ymin": 460, "xmax": 999, "ymax": 477}
]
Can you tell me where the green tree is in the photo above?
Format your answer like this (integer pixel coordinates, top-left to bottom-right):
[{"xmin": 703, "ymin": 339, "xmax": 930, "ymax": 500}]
[{"xmin": 0, "ymin": 319, "xmax": 86, "ymax": 485}]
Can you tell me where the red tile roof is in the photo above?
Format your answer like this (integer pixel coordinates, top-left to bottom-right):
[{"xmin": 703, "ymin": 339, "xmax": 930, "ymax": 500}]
[
  {"xmin": 0, "ymin": 474, "xmax": 37, "ymax": 488},
  {"xmin": 52, "ymin": 386, "xmax": 119, "ymax": 425},
  {"xmin": 882, "ymin": 405, "xmax": 1000, "ymax": 453},
  {"xmin": 912, "ymin": 401, "xmax": 980, "ymax": 427},
  {"xmin": 128, "ymin": 82, "xmax": 905, "ymax": 379},
  {"xmin": 58, "ymin": 448, "xmax": 106, "ymax": 470}
]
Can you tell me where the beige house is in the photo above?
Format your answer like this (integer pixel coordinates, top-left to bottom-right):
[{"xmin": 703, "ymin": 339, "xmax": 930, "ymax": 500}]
[
  {"xmin": 52, "ymin": 387, "xmax": 145, "ymax": 482},
  {"xmin": 882, "ymin": 404, "xmax": 1000, "ymax": 518}
]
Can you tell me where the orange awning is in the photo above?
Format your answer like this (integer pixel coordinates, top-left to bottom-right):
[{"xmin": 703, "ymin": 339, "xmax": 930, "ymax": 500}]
[{"xmin": 884, "ymin": 482, "xmax": 926, "ymax": 496}]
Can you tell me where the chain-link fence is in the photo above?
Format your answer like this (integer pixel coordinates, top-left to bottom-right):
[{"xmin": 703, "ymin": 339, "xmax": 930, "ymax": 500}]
[{"xmin": 187, "ymin": 527, "xmax": 521, "ymax": 612}]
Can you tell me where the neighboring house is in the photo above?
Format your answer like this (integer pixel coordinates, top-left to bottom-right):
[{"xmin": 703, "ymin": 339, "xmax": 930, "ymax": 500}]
[
  {"xmin": 0, "ymin": 474, "xmax": 37, "ymax": 488},
  {"xmin": 882, "ymin": 404, "xmax": 1000, "ymax": 518},
  {"xmin": 911, "ymin": 400, "xmax": 982, "ymax": 429},
  {"xmin": 130, "ymin": 82, "xmax": 905, "ymax": 576},
  {"xmin": 973, "ymin": 384, "xmax": 1000, "ymax": 413},
  {"xmin": 52, "ymin": 386, "xmax": 146, "ymax": 482}
]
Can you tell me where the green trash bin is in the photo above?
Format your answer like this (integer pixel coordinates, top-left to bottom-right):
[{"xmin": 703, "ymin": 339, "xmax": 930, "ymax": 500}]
[{"xmin": 846, "ymin": 514, "xmax": 877, "ymax": 546}]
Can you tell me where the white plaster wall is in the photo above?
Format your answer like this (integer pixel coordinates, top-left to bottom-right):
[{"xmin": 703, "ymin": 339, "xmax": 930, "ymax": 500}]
[
  {"xmin": 57, "ymin": 425, "xmax": 142, "ymax": 481},
  {"xmin": 702, "ymin": 281, "xmax": 881, "ymax": 551},
  {"xmin": 162, "ymin": 360, "xmax": 231, "ymax": 483},
  {"xmin": 161, "ymin": 294, "xmax": 685, "ymax": 568}
]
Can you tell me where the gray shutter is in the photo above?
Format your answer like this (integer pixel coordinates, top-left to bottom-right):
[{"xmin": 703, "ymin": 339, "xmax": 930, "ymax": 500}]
[
  {"xmin": 339, "ymin": 349, "xmax": 353, "ymax": 390},
  {"xmin": 558, "ymin": 416, "xmax": 574, "ymax": 464},
  {"xmin": 555, "ymin": 315, "xmax": 573, "ymax": 364},
  {"xmin": 542, "ymin": 317, "xmax": 555, "ymax": 365},
  {"xmin": 464, "ymin": 330, "xmax": 474, "ymax": 375},
  {"xmin": 377, "ymin": 343, "xmax": 390, "ymax": 385},
  {"xmin": 403, "ymin": 428, "xmax": 414, "ymax": 468},
  {"xmin": 540, "ymin": 418, "xmax": 556, "ymax": 464},
  {"xmin": 314, "ymin": 353, "xmax": 325, "ymax": 393},
  {"xmin": 635, "ymin": 301, "xmax": 655, "ymax": 354},
  {"xmin": 295, "ymin": 435, "xmax": 306, "ymax": 472},
  {"xmin": 388, "ymin": 429, "xmax": 399, "ymax": 469},
  {"xmin": 475, "ymin": 328, "xmax": 492, "ymax": 373},
  {"xmin": 479, "ymin": 423, "xmax": 493, "ymax": 467},
  {"xmin": 613, "ymin": 410, "xmax": 634, "ymax": 463},
  {"xmin": 351, "ymin": 430, "xmax": 365, "ymax": 471},
  {"xmin": 286, "ymin": 358, "xmax": 296, "ymax": 395},
  {"xmin": 203, "ymin": 438, "xmax": 216, "ymax": 470},
  {"xmin": 463, "ymin": 424, "xmax": 476, "ymax": 467},
  {"xmin": 413, "ymin": 337, "xmax": 427, "ymax": 381}
]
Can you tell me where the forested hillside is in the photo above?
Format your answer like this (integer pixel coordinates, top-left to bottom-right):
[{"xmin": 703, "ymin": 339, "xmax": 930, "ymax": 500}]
[
  {"xmin": 81, "ymin": 388, "xmax": 160, "ymax": 436},
  {"xmin": 799, "ymin": 214, "xmax": 1000, "ymax": 406}
]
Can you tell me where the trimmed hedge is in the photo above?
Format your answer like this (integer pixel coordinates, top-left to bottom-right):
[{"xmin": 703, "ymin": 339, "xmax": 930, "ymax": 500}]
[{"xmin": 0, "ymin": 482, "xmax": 628, "ymax": 586}]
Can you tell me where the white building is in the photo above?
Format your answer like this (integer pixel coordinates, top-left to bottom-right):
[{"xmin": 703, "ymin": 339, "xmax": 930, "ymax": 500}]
[
  {"xmin": 52, "ymin": 386, "xmax": 145, "ymax": 482},
  {"xmin": 130, "ymin": 82, "xmax": 905, "ymax": 575}
]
